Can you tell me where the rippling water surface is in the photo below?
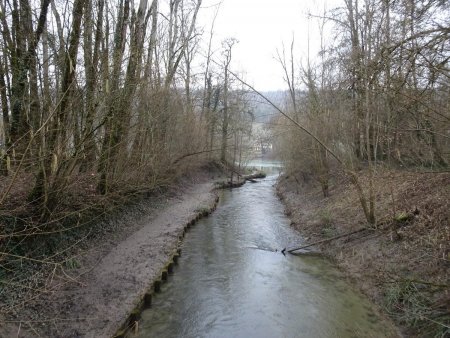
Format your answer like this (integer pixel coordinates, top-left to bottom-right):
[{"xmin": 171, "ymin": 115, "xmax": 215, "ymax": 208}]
[{"xmin": 137, "ymin": 162, "xmax": 397, "ymax": 338}]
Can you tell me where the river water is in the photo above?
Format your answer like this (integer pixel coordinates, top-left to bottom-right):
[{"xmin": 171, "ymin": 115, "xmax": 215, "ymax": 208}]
[{"xmin": 136, "ymin": 162, "xmax": 397, "ymax": 338}]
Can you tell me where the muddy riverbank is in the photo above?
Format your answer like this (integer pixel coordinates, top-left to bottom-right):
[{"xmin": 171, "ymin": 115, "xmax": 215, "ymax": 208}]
[
  {"xmin": 276, "ymin": 169, "xmax": 449, "ymax": 337},
  {"xmin": 0, "ymin": 166, "xmax": 229, "ymax": 338}
]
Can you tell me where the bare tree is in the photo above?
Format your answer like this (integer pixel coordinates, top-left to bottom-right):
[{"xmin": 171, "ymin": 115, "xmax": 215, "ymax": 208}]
[{"xmin": 220, "ymin": 38, "xmax": 237, "ymax": 163}]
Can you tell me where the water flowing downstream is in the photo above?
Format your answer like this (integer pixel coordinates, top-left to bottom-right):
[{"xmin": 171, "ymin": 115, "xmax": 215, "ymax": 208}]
[{"xmin": 137, "ymin": 163, "xmax": 397, "ymax": 338}]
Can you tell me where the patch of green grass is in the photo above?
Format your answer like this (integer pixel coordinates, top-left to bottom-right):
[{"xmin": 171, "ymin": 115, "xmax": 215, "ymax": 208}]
[
  {"xmin": 316, "ymin": 209, "xmax": 335, "ymax": 237},
  {"xmin": 321, "ymin": 226, "xmax": 336, "ymax": 238},
  {"xmin": 317, "ymin": 209, "xmax": 333, "ymax": 226},
  {"xmin": 195, "ymin": 207, "xmax": 210, "ymax": 214},
  {"xmin": 384, "ymin": 281, "xmax": 449, "ymax": 337},
  {"xmin": 395, "ymin": 212, "xmax": 413, "ymax": 223},
  {"xmin": 64, "ymin": 257, "xmax": 81, "ymax": 270}
]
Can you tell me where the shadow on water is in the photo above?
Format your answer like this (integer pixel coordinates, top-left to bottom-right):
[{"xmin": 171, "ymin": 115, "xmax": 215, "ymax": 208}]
[{"xmin": 136, "ymin": 161, "xmax": 398, "ymax": 338}]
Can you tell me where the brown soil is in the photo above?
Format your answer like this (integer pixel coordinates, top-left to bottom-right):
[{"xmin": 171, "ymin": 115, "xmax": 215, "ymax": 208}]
[
  {"xmin": 277, "ymin": 168, "xmax": 449, "ymax": 338},
  {"xmin": 0, "ymin": 168, "xmax": 226, "ymax": 337}
]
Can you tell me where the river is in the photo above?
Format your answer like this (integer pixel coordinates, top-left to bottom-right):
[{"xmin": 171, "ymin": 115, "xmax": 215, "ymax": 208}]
[{"xmin": 136, "ymin": 162, "xmax": 397, "ymax": 338}]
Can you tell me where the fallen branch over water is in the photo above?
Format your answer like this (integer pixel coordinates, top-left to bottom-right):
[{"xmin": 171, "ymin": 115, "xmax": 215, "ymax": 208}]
[
  {"xmin": 243, "ymin": 172, "xmax": 267, "ymax": 180},
  {"xmin": 287, "ymin": 228, "xmax": 369, "ymax": 254},
  {"xmin": 215, "ymin": 179, "xmax": 246, "ymax": 189}
]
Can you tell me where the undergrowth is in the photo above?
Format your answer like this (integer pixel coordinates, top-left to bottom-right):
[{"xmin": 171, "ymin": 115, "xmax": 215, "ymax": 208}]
[{"xmin": 384, "ymin": 280, "xmax": 449, "ymax": 337}]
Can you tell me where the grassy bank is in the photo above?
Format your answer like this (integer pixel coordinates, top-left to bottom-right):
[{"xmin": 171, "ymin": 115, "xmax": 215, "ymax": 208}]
[{"xmin": 277, "ymin": 168, "xmax": 449, "ymax": 337}]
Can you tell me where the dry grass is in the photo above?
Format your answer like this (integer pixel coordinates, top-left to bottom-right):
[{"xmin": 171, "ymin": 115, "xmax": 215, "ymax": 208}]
[{"xmin": 277, "ymin": 168, "xmax": 449, "ymax": 337}]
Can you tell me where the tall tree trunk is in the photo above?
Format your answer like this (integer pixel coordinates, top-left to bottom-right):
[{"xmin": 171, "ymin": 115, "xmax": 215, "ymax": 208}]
[
  {"xmin": 345, "ymin": 0, "xmax": 364, "ymax": 160},
  {"xmin": 9, "ymin": 0, "xmax": 50, "ymax": 159},
  {"xmin": 97, "ymin": 0, "xmax": 131, "ymax": 194},
  {"xmin": 80, "ymin": 0, "xmax": 104, "ymax": 171},
  {"xmin": 30, "ymin": 0, "xmax": 85, "ymax": 216},
  {"xmin": 221, "ymin": 61, "xmax": 229, "ymax": 163},
  {"xmin": 0, "ymin": 54, "xmax": 10, "ymax": 175}
]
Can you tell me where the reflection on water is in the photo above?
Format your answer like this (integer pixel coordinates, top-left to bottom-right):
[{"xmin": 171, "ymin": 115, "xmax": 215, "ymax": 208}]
[{"xmin": 136, "ymin": 164, "xmax": 397, "ymax": 338}]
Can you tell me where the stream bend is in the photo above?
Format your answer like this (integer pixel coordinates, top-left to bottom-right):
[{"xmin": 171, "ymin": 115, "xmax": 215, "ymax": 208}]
[{"xmin": 137, "ymin": 162, "xmax": 397, "ymax": 338}]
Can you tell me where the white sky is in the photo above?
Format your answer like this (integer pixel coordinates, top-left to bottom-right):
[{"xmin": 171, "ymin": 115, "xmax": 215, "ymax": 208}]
[{"xmin": 197, "ymin": 0, "xmax": 343, "ymax": 91}]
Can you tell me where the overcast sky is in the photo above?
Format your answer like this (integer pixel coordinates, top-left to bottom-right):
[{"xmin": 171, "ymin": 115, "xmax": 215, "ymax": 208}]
[{"xmin": 197, "ymin": 0, "xmax": 343, "ymax": 92}]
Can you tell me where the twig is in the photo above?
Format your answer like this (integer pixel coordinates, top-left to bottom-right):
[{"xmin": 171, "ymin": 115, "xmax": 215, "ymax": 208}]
[
  {"xmin": 24, "ymin": 322, "xmax": 42, "ymax": 338},
  {"xmin": 1, "ymin": 317, "xmax": 99, "ymax": 323},
  {"xmin": 172, "ymin": 148, "xmax": 223, "ymax": 165},
  {"xmin": 287, "ymin": 228, "xmax": 368, "ymax": 253},
  {"xmin": 60, "ymin": 268, "xmax": 86, "ymax": 287},
  {"xmin": 16, "ymin": 322, "xmax": 21, "ymax": 338},
  {"xmin": 382, "ymin": 278, "xmax": 449, "ymax": 289},
  {"xmin": 0, "ymin": 252, "xmax": 59, "ymax": 265}
]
